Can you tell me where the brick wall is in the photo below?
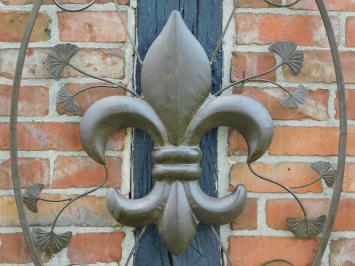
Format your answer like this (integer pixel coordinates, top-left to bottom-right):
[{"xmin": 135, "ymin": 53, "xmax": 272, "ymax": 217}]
[
  {"xmin": 225, "ymin": 0, "xmax": 355, "ymax": 265},
  {"xmin": 0, "ymin": 0, "xmax": 134, "ymax": 264},
  {"xmin": 0, "ymin": 0, "xmax": 354, "ymax": 265}
]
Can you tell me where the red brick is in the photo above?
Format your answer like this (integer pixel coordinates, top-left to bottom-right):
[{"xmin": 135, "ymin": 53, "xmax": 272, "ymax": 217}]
[
  {"xmin": 236, "ymin": 14, "xmax": 339, "ymax": 47},
  {"xmin": 0, "ymin": 12, "xmax": 51, "ymax": 42},
  {"xmin": 335, "ymin": 89, "xmax": 355, "ymax": 120},
  {"xmin": 330, "ymin": 239, "xmax": 355, "ymax": 266},
  {"xmin": 266, "ymin": 199, "xmax": 355, "ymax": 231},
  {"xmin": 0, "ymin": 195, "xmax": 117, "ymax": 227},
  {"xmin": 233, "ymin": 87, "xmax": 329, "ymax": 121},
  {"xmin": 52, "ymin": 156, "xmax": 121, "ymax": 189},
  {"xmin": 344, "ymin": 163, "xmax": 355, "ymax": 192},
  {"xmin": 231, "ymin": 198, "xmax": 257, "ymax": 230},
  {"xmin": 290, "ymin": 0, "xmax": 355, "ymax": 11},
  {"xmin": 229, "ymin": 162, "xmax": 323, "ymax": 193},
  {"xmin": 236, "ymin": 0, "xmax": 282, "ymax": 8},
  {"xmin": 335, "ymin": 200, "xmax": 355, "ymax": 231},
  {"xmin": 0, "ymin": 158, "xmax": 49, "ymax": 189},
  {"xmin": 0, "ymin": 85, "xmax": 48, "ymax": 116},
  {"xmin": 0, "ymin": 233, "xmax": 31, "ymax": 263},
  {"xmin": 228, "ymin": 127, "xmax": 355, "ymax": 156},
  {"xmin": 0, "ymin": 48, "xmax": 125, "ymax": 80},
  {"xmin": 229, "ymin": 236, "xmax": 319, "ymax": 266},
  {"xmin": 231, "ymin": 52, "xmax": 276, "ymax": 82},
  {"xmin": 68, "ymin": 232, "xmax": 124, "ymax": 264},
  {"xmin": 269, "ymin": 127, "xmax": 355, "ymax": 156},
  {"xmin": 284, "ymin": 51, "xmax": 355, "ymax": 84},
  {"xmin": 0, "ymin": 123, "xmax": 124, "ymax": 151},
  {"xmin": 228, "ymin": 129, "xmax": 246, "ymax": 156},
  {"xmin": 346, "ymin": 17, "xmax": 355, "ymax": 47},
  {"xmin": 59, "ymin": 11, "xmax": 127, "ymax": 43}
]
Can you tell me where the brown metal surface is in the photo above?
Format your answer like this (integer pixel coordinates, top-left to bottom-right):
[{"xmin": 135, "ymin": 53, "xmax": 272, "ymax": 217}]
[
  {"xmin": 10, "ymin": 0, "xmax": 44, "ymax": 264},
  {"xmin": 312, "ymin": 0, "xmax": 348, "ymax": 264},
  {"xmin": 81, "ymin": 11, "xmax": 273, "ymax": 255}
]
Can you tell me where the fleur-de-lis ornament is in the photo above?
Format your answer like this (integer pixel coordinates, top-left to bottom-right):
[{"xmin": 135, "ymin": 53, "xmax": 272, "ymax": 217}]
[{"xmin": 80, "ymin": 11, "xmax": 273, "ymax": 255}]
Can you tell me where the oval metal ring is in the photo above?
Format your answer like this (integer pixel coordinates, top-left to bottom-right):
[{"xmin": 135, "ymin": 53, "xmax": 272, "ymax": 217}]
[
  {"xmin": 262, "ymin": 0, "xmax": 301, "ymax": 8},
  {"xmin": 11, "ymin": 1, "xmax": 346, "ymax": 265},
  {"xmin": 11, "ymin": 0, "xmax": 45, "ymax": 264},
  {"xmin": 53, "ymin": 0, "xmax": 96, "ymax": 12},
  {"xmin": 312, "ymin": 1, "xmax": 347, "ymax": 264}
]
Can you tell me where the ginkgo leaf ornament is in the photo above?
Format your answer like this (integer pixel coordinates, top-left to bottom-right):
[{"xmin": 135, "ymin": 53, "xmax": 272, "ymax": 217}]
[
  {"xmin": 287, "ymin": 215, "xmax": 326, "ymax": 239},
  {"xmin": 280, "ymin": 85, "xmax": 306, "ymax": 109},
  {"xmin": 32, "ymin": 228, "xmax": 72, "ymax": 254},
  {"xmin": 48, "ymin": 43, "xmax": 80, "ymax": 80},
  {"xmin": 56, "ymin": 85, "xmax": 80, "ymax": 114},
  {"xmin": 23, "ymin": 183, "xmax": 44, "ymax": 213},
  {"xmin": 269, "ymin": 41, "xmax": 304, "ymax": 76},
  {"xmin": 312, "ymin": 161, "xmax": 337, "ymax": 187}
]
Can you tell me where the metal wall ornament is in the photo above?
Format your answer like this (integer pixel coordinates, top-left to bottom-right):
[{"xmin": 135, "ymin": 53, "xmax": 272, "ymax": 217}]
[{"xmin": 10, "ymin": 0, "xmax": 347, "ymax": 266}]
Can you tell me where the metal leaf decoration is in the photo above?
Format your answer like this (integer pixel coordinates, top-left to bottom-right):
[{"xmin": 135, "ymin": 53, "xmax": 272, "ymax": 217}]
[
  {"xmin": 32, "ymin": 228, "xmax": 72, "ymax": 254},
  {"xmin": 23, "ymin": 183, "xmax": 44, "ymax": 213},
  {"xmin": 312, "ymin": 161, "xmax": 337, "ymax": 187},
  {"xmin": 48, "ymin": 43, "xmax": 80, "ymax": 81},
  {"xmin": 269, "ymin": 41, "xmax": 304, "ymax": 76},
  {"xmin": 287, "ymin": 215, "xmax": 326, "ymax": 239},
  {"xmin": 280, "ymin": 85, "xmax": 306, "ymax": 109},
  {"xmin": 56, "ymin": 85, "xmax": 80, "ymax": 114}
]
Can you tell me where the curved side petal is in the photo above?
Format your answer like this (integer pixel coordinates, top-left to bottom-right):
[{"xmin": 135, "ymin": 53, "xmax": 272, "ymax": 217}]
[
  {"xmin": 106, "ymin": 182, "xmax": 169, "ymax": 227},
  {"xmin": 185, "ymin": 181, "xmax": 247, "ymax": 225},
  {"xmin": 185, "ymin": 95, "xmax": 273, "ymax": 163},
  {"xmin": 80, "ymin": 96, "xmax": 168, "ymax": 164}
]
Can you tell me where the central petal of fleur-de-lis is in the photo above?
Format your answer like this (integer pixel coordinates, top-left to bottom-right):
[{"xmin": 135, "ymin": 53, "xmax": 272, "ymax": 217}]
[{"xmin": 80, "ymin": 11, "xmax": 273, "ymax": 255}]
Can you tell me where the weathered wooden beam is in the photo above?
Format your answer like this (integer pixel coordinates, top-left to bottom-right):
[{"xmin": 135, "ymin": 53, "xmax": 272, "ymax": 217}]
[{"xmin": 133, "ymin": 1, "xmax": 223, "ymax": 265}]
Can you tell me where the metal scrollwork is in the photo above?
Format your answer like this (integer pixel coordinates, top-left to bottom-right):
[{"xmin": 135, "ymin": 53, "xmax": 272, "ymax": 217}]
[
  {"xmin": 22, "ymin": 165, "xmax": 109, "ymax": 255},
  {"xmin": 52, "ymin": 0, "xmax": 96, "ymax": 12},
  {"xmin": 215, "ymin": 41, "xmax": 306, "ymax": 109},
  {"xmin": 260, "ymin": 259, "xmax": 295, "ymax": 266},
  {"xmin": 261, "ymin": 0, "xmax": 301, "ymax": 8},
  {"xmin": 11, "ymin": 0, "xmax": 347, "ymax": 265}
]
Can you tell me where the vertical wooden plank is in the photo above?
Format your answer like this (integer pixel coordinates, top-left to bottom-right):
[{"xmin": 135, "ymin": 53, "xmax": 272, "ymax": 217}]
[{"xmin": 133, "ymin": 0, "xmax": 223, "ymax": 265}]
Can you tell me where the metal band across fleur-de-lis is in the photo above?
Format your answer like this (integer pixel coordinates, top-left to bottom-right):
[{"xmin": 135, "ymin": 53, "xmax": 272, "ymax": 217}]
[{"xmin": 80, "ymin": 11, "xmax": 273, "ymax": 255}]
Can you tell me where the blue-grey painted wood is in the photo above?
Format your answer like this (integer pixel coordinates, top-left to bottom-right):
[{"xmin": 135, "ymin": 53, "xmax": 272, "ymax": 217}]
[{"xmin": 133, "ymin": 1, "xmax": 223, "ymax": 265}]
